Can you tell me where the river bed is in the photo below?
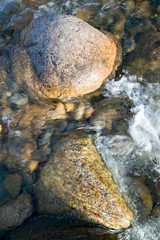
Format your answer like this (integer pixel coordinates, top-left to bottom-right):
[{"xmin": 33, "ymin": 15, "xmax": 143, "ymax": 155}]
[{"xmin": 0, "ymin": 0, "xmax": 160, "ymax": 239}]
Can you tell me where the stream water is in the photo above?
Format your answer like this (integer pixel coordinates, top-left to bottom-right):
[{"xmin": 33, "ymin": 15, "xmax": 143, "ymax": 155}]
[{"xmin": 0, "ymin": 0, "xmax": 160, "ymax": 239}]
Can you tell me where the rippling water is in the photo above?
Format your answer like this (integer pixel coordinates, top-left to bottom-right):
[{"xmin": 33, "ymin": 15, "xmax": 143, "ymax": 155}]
[{"xmin": 0, "ymin": 0, "xmax": 160, "ymax": 239}]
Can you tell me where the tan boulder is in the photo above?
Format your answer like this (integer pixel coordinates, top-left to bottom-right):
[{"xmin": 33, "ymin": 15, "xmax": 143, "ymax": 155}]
[
  {"xmin": 12, "ymin": 14, "xmax": 117, "ymax": 100},
  {"xmin": 35, "ymin": 131, "xmax": 133, "ymax": 229}
]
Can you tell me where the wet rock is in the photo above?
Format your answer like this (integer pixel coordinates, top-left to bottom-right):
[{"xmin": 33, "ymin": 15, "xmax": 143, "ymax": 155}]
[
  {"xmin": 152, "ymin": 205, "xmax": 160, "ymax": 217},
  {"xmin": 124, "ymin": 0, "xmax": 135, "ymax": 14},
  {"xmin": 0, "ymin": 194, "xmax": 32, "ymax": 232},
  {"xmin": 3, "ymin": 174, "xmax": 22, "ymax": 197},
  {"xmin": 0, "ymin": 142, "xmax": 8, "ymax": 163},
  {"xmin": 0, "ymin": 70, "xmax": 7, "ymax": 82},
  {"xmin": 125, "ymin": 17, "xmax": 152, "ymax": 36},
  {"xmin": 90, "ymin": 97, "xmax": 133, "ymax": 134},
  {"xmin": 35, "ymin": 130, "xmax": 133, "ymax": 229},
  {"xmin": 132, "ymin": 177, "xmax": 153, "ymax": 217},
  {"xmin": 6, "ymin": 139, "xmax": 37, "ymax": 173},
  {"xmin": 23, "ymin": 0, "xmax": 48, "ymax": 8},
  {"xmin": 76, "ymin": 6, "xmax": 97, "ymax": 23},
  {"xmin": 9, "ymin": 93, "xmax": 28, "ymax": 106},
  {"xmin": 18, "ymin": 103, "xmax": 66, "ymax": 129},
  {"xmin": 1, "ymin": 216, "xmax": 118, "ymax": 240},
  {"xmin": 135, "ymin": 1, "xmax": 154, "ymax": 17},
  {"xmin": 122, "ymin": 38, "xmax": 136, "ymax": 54},
  {"xmin": 123, "ymin": 30, "xmax": 160, "ymax": 83},
  {"xmin": 12, "ymin": 14, "xmax": 117, "ymax": 100},
  {"xmin": 0, "ymin": 165, "xmax": 11, "ymax": 206}
]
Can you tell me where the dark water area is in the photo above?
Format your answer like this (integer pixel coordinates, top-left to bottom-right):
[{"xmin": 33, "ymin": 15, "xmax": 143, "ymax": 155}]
[{"xmin": 0, "ymin": 0, "xmax": 160, "ymax": 239}]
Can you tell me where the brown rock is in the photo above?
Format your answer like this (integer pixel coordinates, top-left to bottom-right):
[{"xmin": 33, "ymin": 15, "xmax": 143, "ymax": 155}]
[
  {"xmin": 0, "ymin": 194, "xmax": 32, "ymax": 231},
  {"xmin": 123, "ymin": 30, "xmax": 160, "ymax": 83},
  {"xmin": 90, "ymin": 97, "xmax": 133, "ymax": 134},
  {"xmin": 18, "ymin": 103, "xmax": 66, "ymax": 129},
  {"xmin": 35, "ymin": 131, "xmax": 133, "ymax": 229},
  {"xmin": 3, "ymin": 174, "xmax": 22, "ymax": 197},
  {"xmin": 12, "ymin": 14, "xmax": 117, "ymax": 100}
]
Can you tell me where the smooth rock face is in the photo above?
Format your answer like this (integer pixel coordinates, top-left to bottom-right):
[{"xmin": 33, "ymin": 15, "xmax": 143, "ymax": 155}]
[
  {"xmin": 35, "ymin": 131, "xmax": 133, "ymax": 229},
  {"xmin": 0, "ymin": 194, "xmax": 32, "ymax": 231},
  {"xmin": 12, "ymin": 14, "xmax": 117, "ymax": 100}
]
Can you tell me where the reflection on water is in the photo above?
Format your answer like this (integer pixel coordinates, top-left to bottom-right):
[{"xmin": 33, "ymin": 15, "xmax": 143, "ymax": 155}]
[{"xmin": 0, "ymin": 0, "xmax": 160, "ymax": 239}]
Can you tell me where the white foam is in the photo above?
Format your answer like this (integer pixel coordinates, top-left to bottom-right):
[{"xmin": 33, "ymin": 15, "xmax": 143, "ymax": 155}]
[{"xmin": 119, "ymin": 217, "xmax": 160, "ymax": 240}]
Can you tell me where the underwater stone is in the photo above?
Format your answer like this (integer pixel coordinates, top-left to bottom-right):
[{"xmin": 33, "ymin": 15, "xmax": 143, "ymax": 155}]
[
  {"xmin": 35, "ymin": 130, "xmax": 133, "ymax": 229},
  {"xmin": 0, "ymin": 194, "xmax": 32, "ymax": 232}
]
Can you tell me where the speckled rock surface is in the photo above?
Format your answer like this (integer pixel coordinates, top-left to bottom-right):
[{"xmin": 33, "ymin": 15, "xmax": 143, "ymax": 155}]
[
  {"xmin": 35, "ymin": 131, "xmax": 133, "ymax": 229},
  {"xmin": 12, "ymin": 14, "xmax": 117, "ymax": 100}
]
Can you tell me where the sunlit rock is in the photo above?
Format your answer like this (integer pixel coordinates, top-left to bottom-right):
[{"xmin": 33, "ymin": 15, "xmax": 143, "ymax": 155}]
[
  {"xmin": 35, "ymin": 130, "xmax": 133, "ymax": 229},
  {"xmin": 12, "ymin": 14, "xmax": 117, "ymax": 100}
]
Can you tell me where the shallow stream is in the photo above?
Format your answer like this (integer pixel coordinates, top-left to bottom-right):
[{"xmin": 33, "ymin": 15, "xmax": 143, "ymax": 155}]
[{"xmin": 0, "ymin": 0, "xmax": 160, "ymax": 239}]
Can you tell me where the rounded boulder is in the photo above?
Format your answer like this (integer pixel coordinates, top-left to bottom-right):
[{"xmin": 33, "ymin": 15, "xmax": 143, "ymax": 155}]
[{"xmin": 12, "ymin": 14, "xmax": 117, "ymax": 100}]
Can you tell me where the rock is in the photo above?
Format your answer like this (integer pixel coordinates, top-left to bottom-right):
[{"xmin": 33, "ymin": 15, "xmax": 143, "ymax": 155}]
[
  {"xmin": 122, "ymin": 38, "xmax": 136, "ymax": 54},
  {"xmin": 122, "ymin": 30, "xmax": 160, "ymax": 83},
  {"xmin": 23, "ymin": 0, "xmax": 48, "ymax": 8},
  {"xmin": 125, "ymin": 17, "xmax": 152, "ymax": 36},
  {"xmin": 90, "ymin": 97, "xmax": 133, "ymax": 134},
  {"xmin": 9, "ymin": 93, "xmax": 28, "ymax": 106},
  {"xmin": 3, "ymin": 174, "xmax": 22, "ymax": 197},
  {"xmin": 35, "ymin": 131, "xmax": 133, "ymax": 229},
  {"xmin": 1, "ymin": 216, "xmax": 119, "ymax": 240},
  {"xmin": 0, "ymin": 165, "xmax": 11, "ymax": 206},
  {"xmin": 136, "ymin": 1, "xmax": 154, "ymax": 17},
  {"xmin": 18, "ymin": 103, "xmax": 66, "ymax": 129},
  {"xmin": 0, "ymin": 70, "xmax": 7, "ymax": 82},
  {"xmin": 6, "ymin": 139, "xmax": 37, "ymax": 173},
  {"xmin": 132, "ymin": 177, "xmax": 153, "ymax": 217},
  {"xmin": 0, "ymin": 194, "xmax": 32, "ymax": 232},
  {"xmin": 12, "ymin": 14, "xmax": 117, "ymax": 100}
]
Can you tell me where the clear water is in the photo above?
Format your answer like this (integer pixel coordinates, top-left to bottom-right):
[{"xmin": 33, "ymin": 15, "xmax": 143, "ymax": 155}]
[{"xmin": 0, "ymin": 0, "xmax": 160, "ymax": 239}]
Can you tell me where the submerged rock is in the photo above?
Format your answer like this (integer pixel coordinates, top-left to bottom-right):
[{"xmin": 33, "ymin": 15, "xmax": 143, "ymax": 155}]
[
  {"xmin": 122, "ymin": 30, "xmax": 160, "ymax": 83},
  {"xmin": 12, "ymin": 14, "xmax": 117, "ymax": 100},
  {"xmin": 35, "ymin": 131, "xmax": 133, "ymax": 229},
  {"xmin": 3, "ymin": 174, "xmax": 22, "ymax": 197},
  {"xmin": 90, "ymin": 97, "xmax": 133, "ymax": 134},
  {"xmin": 0, "ymin": 194, "xmax": 32, "ymax": 232}
]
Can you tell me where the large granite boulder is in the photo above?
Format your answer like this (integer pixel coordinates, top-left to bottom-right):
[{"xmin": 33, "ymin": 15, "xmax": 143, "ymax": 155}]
[
  {"xmin": 12, "ymin": 14, "xmax": 117, "ymax": 100},
  {"xmin": 35, "ymin": 131, "xmax": 133, "ymax": 229}
]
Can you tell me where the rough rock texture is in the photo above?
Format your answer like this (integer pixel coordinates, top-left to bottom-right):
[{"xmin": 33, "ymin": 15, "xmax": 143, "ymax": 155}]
[
  {"xmin": 12, "ymin": 14, "xmax": 117, "ymax": 100},
  {"xmin": 35, "ymin": 131, "xmax": 133, "ymax": 229},
  {"xmin": 0, "ymin": 194, "xmax": 32, "ymax": 232}
]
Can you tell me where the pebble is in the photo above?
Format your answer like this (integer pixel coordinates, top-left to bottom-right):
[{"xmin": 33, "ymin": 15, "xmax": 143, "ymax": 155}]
[
  {"xmin": 122, "ymin": 38, "xmax": 136, "ymax": 53},
  {"xmin": 9, "ymin": 93, "xmax": 28, "ymax": 106},
  {"xmin": 3, "ymin": 174, "xmax": 22, "ymax": 197}
]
